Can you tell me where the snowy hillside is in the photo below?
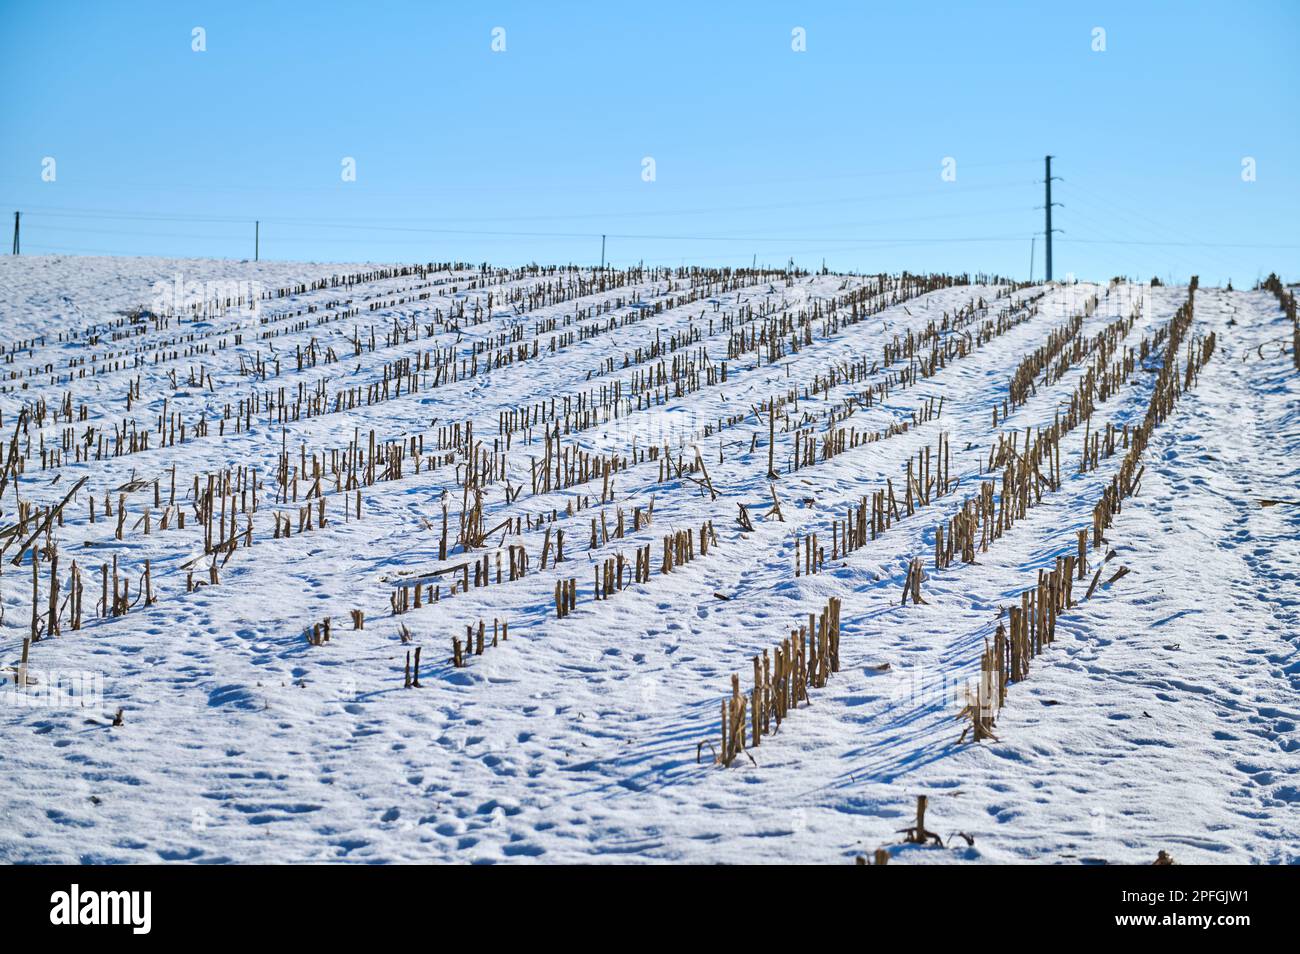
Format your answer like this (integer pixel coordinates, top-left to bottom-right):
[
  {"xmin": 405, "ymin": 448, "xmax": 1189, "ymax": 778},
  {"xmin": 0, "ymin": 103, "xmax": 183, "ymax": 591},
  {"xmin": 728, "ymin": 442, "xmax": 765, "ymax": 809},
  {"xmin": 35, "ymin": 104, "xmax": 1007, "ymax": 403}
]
[{"xmin": 0, "ymin": 255, "xmax": 1295, "ymax": 863}]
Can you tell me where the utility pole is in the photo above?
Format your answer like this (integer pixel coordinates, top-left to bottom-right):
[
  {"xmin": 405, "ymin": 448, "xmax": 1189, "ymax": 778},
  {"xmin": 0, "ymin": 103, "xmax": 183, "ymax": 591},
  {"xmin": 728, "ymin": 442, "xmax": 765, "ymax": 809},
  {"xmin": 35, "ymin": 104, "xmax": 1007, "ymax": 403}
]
[
  {"xmin": 1029, "ymin": 235, "xmax": 1035, "ymax": 283},
  {"xmin": 11, "ymin": 211, "xmax": 19, "ymax": 255},
  {"xmin": 255, "ymin": 220, "xmax": 259, "ymax": 262},
  {"xmin": 600, "ymin": 234, "xmax": 605, "ymax": 270},
  {"xmin": 1043, "ymin": 155, "xmax": 1062, "ymax": 281}
]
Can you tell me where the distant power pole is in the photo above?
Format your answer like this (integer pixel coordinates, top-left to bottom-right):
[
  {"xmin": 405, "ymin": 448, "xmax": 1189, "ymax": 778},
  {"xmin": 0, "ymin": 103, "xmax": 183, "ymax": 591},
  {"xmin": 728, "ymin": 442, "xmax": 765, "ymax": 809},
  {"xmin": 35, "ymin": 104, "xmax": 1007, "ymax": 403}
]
[
  {"xmin": 1029, "ymin": 235, "xmax": 1035, "ymax": 283},
  {"xmin": 255, "ymin": 220, "xmax": 259, "ymax": 262},
  {"xmin": 600, "ymin": 234, "xmax": 605, "ymax": 269},
  {"xmin": 1043, "ymin": 155, "xmax": 1062, "ymax": 281},
  {"xmin": 11, "ymin": 211, "xmax": 18, "ymax": 255}
]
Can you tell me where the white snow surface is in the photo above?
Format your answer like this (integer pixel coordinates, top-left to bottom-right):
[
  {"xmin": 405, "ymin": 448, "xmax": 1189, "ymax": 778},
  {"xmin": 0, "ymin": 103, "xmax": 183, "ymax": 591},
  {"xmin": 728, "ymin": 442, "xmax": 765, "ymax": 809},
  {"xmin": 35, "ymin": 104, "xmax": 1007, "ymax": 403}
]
[{"xmin": 0, "ymin": 255, "xmax": 1295, "ymax": 864}]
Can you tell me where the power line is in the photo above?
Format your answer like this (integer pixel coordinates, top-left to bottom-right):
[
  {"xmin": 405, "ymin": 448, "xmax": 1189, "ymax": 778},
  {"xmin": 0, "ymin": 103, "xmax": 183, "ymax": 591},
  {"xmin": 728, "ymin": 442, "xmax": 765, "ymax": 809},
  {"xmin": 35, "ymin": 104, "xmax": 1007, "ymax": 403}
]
[
  {"xmin": 12, "ymin": 205, "xmax": 1037, "ymax": 247},
  {"xmin": 1052, "ymin": 184, "xmax": 1284, "ymax": 283},
  {"xmin": 10, "ymin": 168, "xmax": 1298, "ymax": 273},
  {"xmin": 1053, "ymin": 178, "xmax": 1297, "ymax": 284},
  {"xmin": 1058, "ymin": 237, "xmax": 1300, "ymax": 250},
  {"xmin": 1054, "ymin": 209, "xmax": 1190, "ymax": 280},
  {"xmin": 0, "ymin": 180, "xmax": 1036, "ymax": 229}
]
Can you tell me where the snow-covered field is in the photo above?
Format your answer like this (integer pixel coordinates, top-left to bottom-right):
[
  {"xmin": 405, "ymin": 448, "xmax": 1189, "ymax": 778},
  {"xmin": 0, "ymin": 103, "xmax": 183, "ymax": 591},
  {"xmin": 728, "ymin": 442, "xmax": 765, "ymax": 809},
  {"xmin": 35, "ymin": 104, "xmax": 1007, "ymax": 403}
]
[{"xmin": 0, "ymin": 255, "xmax": 1295, "ymax": 864}]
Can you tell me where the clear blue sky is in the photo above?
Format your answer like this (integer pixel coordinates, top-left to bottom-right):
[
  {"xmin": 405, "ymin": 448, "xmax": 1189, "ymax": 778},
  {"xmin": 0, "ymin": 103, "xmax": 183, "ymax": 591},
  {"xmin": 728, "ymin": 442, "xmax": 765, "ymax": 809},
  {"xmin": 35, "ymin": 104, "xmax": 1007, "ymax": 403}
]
[{"xmin": 2, "ymin": 0, "xmax": 1296, "ymax": 284}]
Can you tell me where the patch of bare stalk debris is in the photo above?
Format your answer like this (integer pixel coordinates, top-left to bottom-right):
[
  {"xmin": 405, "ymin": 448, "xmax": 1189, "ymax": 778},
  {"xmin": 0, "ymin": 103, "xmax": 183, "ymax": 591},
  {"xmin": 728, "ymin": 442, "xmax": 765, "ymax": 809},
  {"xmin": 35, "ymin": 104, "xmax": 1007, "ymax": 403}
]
[
  {"xmin": 958, "ymin": 279, "xmax": 1216, "ymax": 742},
  {"xmin": 0, "ymin": 257, "xmax": 1246, "ymax": 850}
]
